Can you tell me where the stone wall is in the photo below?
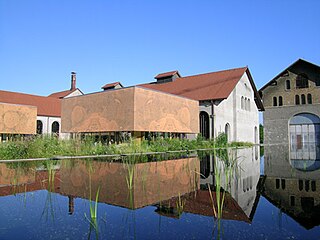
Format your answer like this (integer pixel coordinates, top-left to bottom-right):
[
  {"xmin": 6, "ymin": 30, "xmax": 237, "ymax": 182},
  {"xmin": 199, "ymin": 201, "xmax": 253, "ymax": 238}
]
[{"xmin": 263, "ymin": 104, "xmax": 320, "ymax": 144}]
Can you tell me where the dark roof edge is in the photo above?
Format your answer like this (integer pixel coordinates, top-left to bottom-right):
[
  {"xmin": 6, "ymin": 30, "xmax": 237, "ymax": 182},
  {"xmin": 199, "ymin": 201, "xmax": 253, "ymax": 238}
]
[
  {"xmin": 246, "ymin": 68, "xmax": 265, "ymax": 111},
  {"xmin": 48, "ymin": 88, "xmax": 83, "ymax": 97},
  {"xmin": 101, "ymin": 82, "xmax": 123, "ymax": 89},
  {"xmin": 259, "ymin": 59, "xmax": 320, "ymax": 92}
]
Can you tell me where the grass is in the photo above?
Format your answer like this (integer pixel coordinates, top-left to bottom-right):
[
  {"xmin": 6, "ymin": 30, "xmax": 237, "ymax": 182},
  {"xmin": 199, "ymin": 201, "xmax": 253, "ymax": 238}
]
[{"xmin": 0, "ymin": 133, "xmax": 253, "ymax": 160}]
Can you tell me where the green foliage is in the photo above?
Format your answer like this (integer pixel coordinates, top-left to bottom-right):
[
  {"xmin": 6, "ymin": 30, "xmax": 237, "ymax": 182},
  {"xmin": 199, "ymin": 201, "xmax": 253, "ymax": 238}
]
[
  {"xmin": 0, "ymin": 134, "xmax": 254, "ymax": 160},
  {"xmin": 215, "ymin": 133, "xmax": 228, "ymax": 147},
  {"xmin": 259, "ymin": 124, "xmax": 264, "ymax": 144}
]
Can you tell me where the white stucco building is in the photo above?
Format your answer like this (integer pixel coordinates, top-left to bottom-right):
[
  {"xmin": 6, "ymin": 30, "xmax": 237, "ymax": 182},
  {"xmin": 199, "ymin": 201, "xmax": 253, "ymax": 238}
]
[
  {"xmin": 0, "ymin": 72, "xmax": 83, "ymax": 140},
  {"xmin": 140, "ymin": 67, "xmax": 264, "ymax": 143}
]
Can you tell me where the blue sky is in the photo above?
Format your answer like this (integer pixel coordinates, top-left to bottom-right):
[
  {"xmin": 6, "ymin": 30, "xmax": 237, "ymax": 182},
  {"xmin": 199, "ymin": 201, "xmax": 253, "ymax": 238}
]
[{"xmin": 1, "ymin": 0, "xmax": 319, "ymax": 96}]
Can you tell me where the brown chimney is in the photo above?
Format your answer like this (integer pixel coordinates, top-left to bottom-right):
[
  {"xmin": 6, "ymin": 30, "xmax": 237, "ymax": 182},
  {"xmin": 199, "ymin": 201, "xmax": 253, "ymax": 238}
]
[{"xmin": 71, "ymin": 72, "xmax": 76, "ymax": 90}]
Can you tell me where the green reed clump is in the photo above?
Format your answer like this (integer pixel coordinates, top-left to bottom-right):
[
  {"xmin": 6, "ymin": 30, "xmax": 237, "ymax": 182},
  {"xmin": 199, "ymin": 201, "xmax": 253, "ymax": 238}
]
[
  {"xmin": 0, "ymin": 133, "xmax": 253, "ymax": 160},
  {"xmin": 0, "ymin": 141, "xmax": 29, "ymax": 159}
]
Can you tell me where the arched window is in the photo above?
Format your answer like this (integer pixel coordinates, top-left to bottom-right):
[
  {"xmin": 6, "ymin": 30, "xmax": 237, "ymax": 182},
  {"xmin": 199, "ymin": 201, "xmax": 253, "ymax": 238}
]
[
  {"xmin": 289, "ymin": 113, "xmax": 320, "ymax": 171},
  {"xmin": 273, "ymin": 97, "xmax": 277, "ymax": 106},
  {"xmin": 248, "ymin": 99, "xmax": 251, "ymax": 111},
  {"xmin": 296, "ymin": 74, "xmax": 309, "ymax": 89},
  {"xmin": 52, "ymin": 121, "xmax": 60, "ymax": 135},
  {"xmin": 244, "ymin": 97, "xmax": 248, "ymax": 110},
  {"xmin": 307, "ymin": 94, "xmax": 312, "ymax": 104},
  {"xmin": 295, "ymin": 95, "xmax": 300, "ymax": 105},
  {"xmin": 225, "ymin": 123, "xmax": 231, "ymax": 142},
  {"xmin": 199, "ymin": 112, "xmax": 210, "ymax": 139},
  {"xmin": 286, "ymin": 80, "xmax": 291, "ymax": 90},
  {"xmin": 36, "ymin": 120, "xmax": 43, "ymax": 134},
  {"xmin": 241, "ymin": 96, "xmax": 244, "ymax": 109},
  {"xmin": 254, "ymin": 126, "xmax": 258, "ymax": 144},
  {"xmin": 301, "ymin": 94, "xmax": 306, "ymax": 104},
  {"xmin": 199, "ymin": 155, "xmax": 211, "ymax": 179},
  {"xmin": 279, "ymin": 96, "xmax": 283, "ymax": 106}
]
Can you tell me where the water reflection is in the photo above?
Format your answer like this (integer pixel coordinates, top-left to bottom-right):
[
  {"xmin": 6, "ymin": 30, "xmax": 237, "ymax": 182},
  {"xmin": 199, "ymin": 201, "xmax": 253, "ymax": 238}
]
[
  {"xmin": 0, "ymin": 156, "xmax": 200, "ymax": 210},
  {"xmin": 157, "ymin": 147, "xmax": 261, "ymax": 223},
  {"xmin": 1, "ymin": 146, "xmax": 319, "ymax": 239},
  {"xmin": 263, "ymin": 144, "xmax": 320, "ymax": 229}
]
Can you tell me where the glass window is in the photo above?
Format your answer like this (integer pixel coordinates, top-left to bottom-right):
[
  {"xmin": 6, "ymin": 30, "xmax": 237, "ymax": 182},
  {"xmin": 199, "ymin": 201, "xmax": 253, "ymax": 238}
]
[
  {"xmin": 276, "ymin": 179, "xmax": 280, "ymax": 189},
  {"xmin": 279, "ymin": 96, "xmax": 283, "ymax": 106},
  {"xmin": 296, "ymin": 74, "xmax": 309, "ymax": 88},
  {"xmin": 307, "ymin": 94, "xmax": 312, "ymax": 104},
  {"xmin": 301, "ymin": 94, "xmax": 306, "ymax": 104},
  {"xmin": 290, "ymin": 196, "xmax": 295, "ymax": 206},
  {"xmin": 36, "ymin": 120, "xmax": 43, "ymax": 134},
  {"xmin": 241, "ymin": 96, "xmax": 244, "ymax": 109},
  {"xmin": 52, "ymin": 121, "xmax": 60, "ymax": 135},
  {"xmin": 273, "ymin": 97, "xmax": 277, "ymax": 106},
  {"xmin": 286, "ymin": 80, "xmax": 291, "ymax": 90},
  {"xmin": 295, "ymin": 95, "xmax": 300, "ymax": 105}
]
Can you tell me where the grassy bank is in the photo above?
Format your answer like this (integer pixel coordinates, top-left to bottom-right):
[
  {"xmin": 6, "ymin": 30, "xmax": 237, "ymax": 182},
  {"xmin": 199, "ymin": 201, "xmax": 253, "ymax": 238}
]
[{"xmin": 0, "ymin": 134, "xmax": 253, "ymax": 160}]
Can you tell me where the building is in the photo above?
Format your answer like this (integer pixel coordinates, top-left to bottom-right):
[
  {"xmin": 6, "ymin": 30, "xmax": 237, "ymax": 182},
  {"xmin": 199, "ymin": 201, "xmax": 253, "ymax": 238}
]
[
  {"xmin": 0, "ymin": 102, "xmax": 37, "ymax": 141},
  {"xmin": 0, "ymin": 72, "xmax": 83, "ymax": 140},
  {"xmin": 259, "ymin": 59, "xmax": 320, "ymax": 158},
  {"xmin": 140, "ymin": 67, "xmax": 264, "ymax": 143},
  {"xmin": 61, "ymin": 86, "xmax": 199, "ymax": 141},
  {"xmin": 48, "ymin": 72, "xmax": 83, "ymax": 99}
]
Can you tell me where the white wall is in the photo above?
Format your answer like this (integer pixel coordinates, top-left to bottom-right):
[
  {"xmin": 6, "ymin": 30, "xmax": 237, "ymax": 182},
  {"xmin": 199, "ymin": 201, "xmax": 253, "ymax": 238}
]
[
  {"xmin": 199, "ymin": 72, "xmax": 259, "ymax": 143},
  {"xmin": 234, "ymin": 73, "xmax": 259, "ymax": 143},
  {"xmin": 64, "ymin": 89, "xmax": 83, "ymax": 98},
  {"xmin": 36, "ymin": 116, "xmax": 69, "ymax": 139}
]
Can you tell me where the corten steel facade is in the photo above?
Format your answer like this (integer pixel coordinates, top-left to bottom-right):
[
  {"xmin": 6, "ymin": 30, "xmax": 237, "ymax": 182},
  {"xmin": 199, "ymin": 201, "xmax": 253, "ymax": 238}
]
[
  {"xmin": 61, "ymin": 86, "xmax": 199, "ymax": 134},
  {"xmin": 0, "ymin": 102, "xmax": 37, "ymax": 135}
]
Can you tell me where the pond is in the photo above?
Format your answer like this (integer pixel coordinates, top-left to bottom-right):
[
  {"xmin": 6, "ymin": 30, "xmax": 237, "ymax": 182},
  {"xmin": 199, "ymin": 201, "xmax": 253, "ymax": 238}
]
[{"xmin": 0, "ymin": 146, "xmax": 319, "ymax": 239}]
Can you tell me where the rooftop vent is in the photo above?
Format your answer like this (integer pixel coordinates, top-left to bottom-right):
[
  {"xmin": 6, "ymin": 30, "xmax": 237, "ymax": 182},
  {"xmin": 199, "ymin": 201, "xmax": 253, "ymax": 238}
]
[{"xmin": 154, "ymin": 70, "xmax": 181, "ymax": 84}]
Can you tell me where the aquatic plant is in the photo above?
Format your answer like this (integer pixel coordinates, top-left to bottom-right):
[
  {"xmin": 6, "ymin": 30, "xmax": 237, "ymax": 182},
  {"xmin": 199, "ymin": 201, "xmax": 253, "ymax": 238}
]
[
  {"xmin": 0, "ymin": 134, "xmax": 253, "ymax": 161},
  {"xmin": 176, "ymin": 193, "xmax": 186, "ymax": 217},
  {"xmin": 85, "ymin": 182, "xmax": 100, "ymax": 240},
  {"xmin": 41, "ymin": 161, "xmax": 61, "ymax": 222}
]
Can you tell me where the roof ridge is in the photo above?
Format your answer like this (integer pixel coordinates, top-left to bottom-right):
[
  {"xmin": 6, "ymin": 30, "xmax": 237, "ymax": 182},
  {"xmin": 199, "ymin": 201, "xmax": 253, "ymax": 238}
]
[
  {"xmin": 180, "ymin": 67, "xmax": 247, "ymax": 79},
  {"xmin": 0, "ymin": 89, "xmax": 49, "ymax": 98}
]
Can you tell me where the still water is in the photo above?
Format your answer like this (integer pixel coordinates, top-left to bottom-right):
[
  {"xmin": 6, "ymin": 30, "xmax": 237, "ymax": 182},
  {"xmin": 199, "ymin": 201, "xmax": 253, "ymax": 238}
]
[{"xmin": 0, "ymin": 146, "xmax": 319, "ymax": 240}]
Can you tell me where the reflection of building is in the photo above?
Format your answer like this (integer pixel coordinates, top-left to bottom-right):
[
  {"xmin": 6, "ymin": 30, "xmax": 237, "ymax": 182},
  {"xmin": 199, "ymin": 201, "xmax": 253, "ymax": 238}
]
[
  {"xmin": 198, "ymin": 147, "xmax": 261, "ymax": 220},
  {"xmin": 139, "ymin": 68, "xmax": 264, "ymax": 142},
  {"xmin": 0, "ymin": 72, "xmax": 83, "ymax": 139},
  {"xmin": 263, "ymin": 145, "xmax": 320, "ymax": 229},
  {"xmin": 0, "ymin": 157, "xmax": 200, "ymax": 210},
  {"xmin": 259, "ymin": 59, "xmax": 320, "ymax": 150}
]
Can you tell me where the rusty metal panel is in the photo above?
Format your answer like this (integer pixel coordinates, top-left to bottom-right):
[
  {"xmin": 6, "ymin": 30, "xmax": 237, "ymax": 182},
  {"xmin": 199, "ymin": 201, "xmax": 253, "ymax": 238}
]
[
  {"xmin": 62, "ymin": 88, "xmax": 135, "ymax": 133},
  {"xmin": 0, "ymin": 103, "xmax": 37, "ymax": 134},
  {"xmin": 134, "ymin": 87, "xmax": 199, "ymax": 133},
  {"xmin": 62, "ymin": 87, "xmax": 199, "ymax": 133}
]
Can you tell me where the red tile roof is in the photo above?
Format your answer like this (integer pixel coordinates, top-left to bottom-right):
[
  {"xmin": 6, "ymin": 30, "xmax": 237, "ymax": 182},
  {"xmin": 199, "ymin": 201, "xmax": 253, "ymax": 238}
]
[
  {"xmin": 154, "ymin": 70, "xmax": 180, "ymax": 79},
  {"xmin": 141, "ymin": 67, "xmax": 264, "ymax": 110},
  {"xmin": 0, "ymin": 90, "xmax": 61, "ymax": 117},
  {"xmin": 101, "ymin": 82, "xmax": 123, "ymax": 90},
  {"xmin": 48, "ymin": 88, "xmax": 81, "ymax": 99},
  {"xmin": 142, "ymin": 67, "xmax": 246, "ymax": 101}
]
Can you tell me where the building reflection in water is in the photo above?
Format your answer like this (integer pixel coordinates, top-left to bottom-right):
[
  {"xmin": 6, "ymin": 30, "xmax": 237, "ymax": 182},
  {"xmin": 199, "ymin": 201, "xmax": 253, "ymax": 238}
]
[
  {"xmin": 196, "ymin": 147, "xmax": 261, "ymax": 221},
  {"xmin": 263, "ymin": 144, "xmax": 320, "ymax": 229}
]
